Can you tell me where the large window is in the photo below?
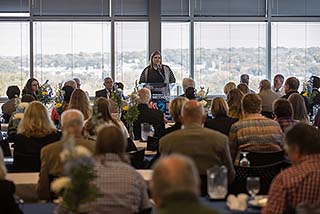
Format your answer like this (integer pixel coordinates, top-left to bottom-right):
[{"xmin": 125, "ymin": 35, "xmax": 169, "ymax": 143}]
[
  {"xmin": 162, "ymin": 22, "xmax": 190, "ymax": 91},
  {"xmin": 34, "ymin": 22, "xmax": 111, "ymax": 95},
  {"xmin": 194, "ymin": 22, "xmax": 266, "ymax": 94},
  {"xmin": 272, "ymin": 22, "xmax": 320, "ymax": 86},
  {"xmin": 115, "ymin": 22, "xmax": 148, "ymax": 95},
  {"xmin": 0, "ymin": 22, "xmax": 29, "ymax": 96}
]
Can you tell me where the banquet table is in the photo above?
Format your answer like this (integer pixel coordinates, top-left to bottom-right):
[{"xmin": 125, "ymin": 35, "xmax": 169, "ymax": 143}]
[{"xmin": 22, "ymin": 198, "xmax": 261, "ymax": 214}]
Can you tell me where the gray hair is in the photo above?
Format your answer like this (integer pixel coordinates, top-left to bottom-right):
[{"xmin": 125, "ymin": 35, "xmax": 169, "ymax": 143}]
[
  {"xmin": 151, "ymin": 154, "xmax": 200, "ymax": 200},
  {"xmin": 182, "ymin": 78, "xmax": 195, "ymax": 92},
  {"xmin": 64, "ymin": 80, "xmax": 77, "ymax": 89},
  {"xmin": 61, "ymin": 109, "xmax": 84, "ymax": 129},
  {"xmin": 138, "ymin": 88, "xmax": 151, "ymax": 104}
]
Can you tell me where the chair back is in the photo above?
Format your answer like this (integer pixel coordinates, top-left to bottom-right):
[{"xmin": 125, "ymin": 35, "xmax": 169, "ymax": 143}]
[
  {"xmin": 0, "ymin": 135, "xmax": 11, "ymax": 157},
  {"xmin": 146, "ymin": 136, "xmax": 159, "ymax": 151},
  {"xmin": 13, "ymin": 152, "xmax": 40, "ymax": 172},
  {"xmin": 129, "ymin": 148, "xmax": 145, "ymax": 169},
  {"xmin": 230, "ymin": 161, "xmax": 285, "ymax": 195},
  {"xmin": 243, "ymin": 150, "xmax": 286, "ymax": 166}
]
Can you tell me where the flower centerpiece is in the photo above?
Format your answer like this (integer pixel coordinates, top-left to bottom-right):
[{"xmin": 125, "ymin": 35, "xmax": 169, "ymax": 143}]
[
  {"xmin": 111, "ymin": 84, "xmax": 125, "ymax": 118},
  {"xmin": 123, "ymin": 80, "xmax": 140, "ymax": 139},
  {"xmin": 37, "ymin": 80, "xmax": 54, "ymax": 106},
  {"xmin": 54, "ymin": 83, "xmax": 65, "ymax": 116},
  {"xmin": 51, "ymin": 135, "xmax": 100, "ymax": 213},
  {"xmin": 302, "ymin": 77, "xmax": 313, "ymax": 99},
  {"xmin": 197, "ymin": 86, "xmax": 210, "ymax": 107}
]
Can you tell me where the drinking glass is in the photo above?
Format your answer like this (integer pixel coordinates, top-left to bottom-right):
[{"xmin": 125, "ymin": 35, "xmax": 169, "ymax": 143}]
[
  {"xmin": 141, "ymin": 122, "xmax": 153, "ymax": 142},
  {"xmin": 207, "ymin": 165, "xmax": 228, "ymax": 199},
  {"xmin": 240, "ymin": 152, "xmax": 250, "ymax": 167},
  {"xmin": 246, "ymin": 177, "xmax": 260, "ymax": 199}
]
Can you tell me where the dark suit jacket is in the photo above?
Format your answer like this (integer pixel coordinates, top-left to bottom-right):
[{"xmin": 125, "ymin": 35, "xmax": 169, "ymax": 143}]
[
  {"xmin": 133, "ymin": 104, "xmax": 165, "ymax": 140},
  {"xmin": 0, "ymin": 180, "xmax": 23, "ymax": 214},
  {"xmin": 204, "ymin": 115, "xmax": 238, "ymax": 136},
  {"xmin": 95, "ymin": 89, "xmax": 111, "ymax": 99},
  {"xmin": 13, "ymin": 131, "xmax": 61, "ymax": 172}
]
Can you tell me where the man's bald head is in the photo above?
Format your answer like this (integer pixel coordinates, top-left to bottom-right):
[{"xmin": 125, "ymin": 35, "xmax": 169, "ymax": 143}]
[
  {"xmin": 151, "ymin": 154, "xmax": 200, "ymax": 206},
  {"xmin": 181, "ymin": 100, "xmax": 205, "ymax": 125}
]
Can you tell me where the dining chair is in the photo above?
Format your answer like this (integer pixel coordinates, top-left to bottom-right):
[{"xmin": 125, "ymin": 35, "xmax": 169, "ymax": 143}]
[{"xmin": 129, "ymin": 148, "xmax": 145, "ymax": 169}]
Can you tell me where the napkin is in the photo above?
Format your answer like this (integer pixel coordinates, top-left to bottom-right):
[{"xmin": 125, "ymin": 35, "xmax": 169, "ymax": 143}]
[{"xmin": 226, "ymin": 194, "xmax": 249, "ymax": 211}]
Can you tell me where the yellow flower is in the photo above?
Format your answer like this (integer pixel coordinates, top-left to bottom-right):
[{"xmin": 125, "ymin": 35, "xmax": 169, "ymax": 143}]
[
  {"xmin": 51, "ymin": 177, "xmax": 71, "ymax": 193},
  {"xmin": 55, "ymin": 103, "xmax": 62, "ymax": 108},
  {"xmin": 42, "ymin": 91, "xmax": 48, "ymax": 95},
  {"xmin": 122, "ymin": 105, "xmax": 129, "ymax": 111}
]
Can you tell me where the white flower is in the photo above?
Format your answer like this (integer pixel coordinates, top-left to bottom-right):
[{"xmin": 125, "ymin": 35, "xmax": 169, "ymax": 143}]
[
  {"xmin": 197, "ymin": 90, "xmax": 205, "ymax": 98},
  {"xmin": 74, "ymin": 146, "xmax": 92, "ymax": 157},
  {"xmin": 51, "ymin": 177, "xmax": 71, "ymax": 193},
  {"xmin": 199, "ymin": 100, "xmax": 207, "ymax": 107}
]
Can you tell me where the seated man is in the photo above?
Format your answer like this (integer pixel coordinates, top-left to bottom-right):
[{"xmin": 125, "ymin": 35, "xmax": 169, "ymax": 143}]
[
  {"xmin": 95, "ymin": 77, "xmax": 114, "ymax": 99},
  {"xmin": 133, "ymin": 88, "xmax": 165, "ymax": 140},
  {"xmin": 37, "ymin": 109, "xmax": 95, "ymax": 201},
  {"xmin": 263, "ymin": 123, "xmax": 320, "ymax": 214},
  {"xmin": 229, "ymin": 93, "xmax": 284, "ymax": 162},
  {"xmin": 151, "ymin": 154, "xmax": 216, "ymax": 214},
  {"xmin": 160, "ymin": 100, "xmax": 235, "ymax": 183}
]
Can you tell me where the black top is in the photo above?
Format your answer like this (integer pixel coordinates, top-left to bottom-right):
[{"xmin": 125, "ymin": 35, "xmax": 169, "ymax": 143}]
[
  {"xmin": 0, "ymin": 180, "xmax": 23, "ymax": 214},
  {"xmin": 13, "ymin": 131, "xmax": 62, "ymax": 172},
  {"xmin": 147, "ymin": 67, "xmax": 166, "ymax": 83},
  {"xmin": 133, "ymin": 104, "xmax": 165, "ymax": 140},
  {"xmin": 159, "ymin": 122, "xmax": 182, "ymax": 139},
  {"xmin": 204, "ymin": 115, "xmax": 238, "ymax": 136}
]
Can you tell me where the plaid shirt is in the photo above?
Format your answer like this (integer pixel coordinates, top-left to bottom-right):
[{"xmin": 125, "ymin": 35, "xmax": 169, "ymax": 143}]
[
  {"xmin": 229, "ymin": 115, "xmax": 284, "ymax": 161},
  {"xmin": 86, "ymin": 154, "xmax": 151, "ymax": 213},
  {"xmin": 263, "ymin": 154, "xmax": 320, "ymax": 214},
  {"xmin": 276, "ymin": 117, "xmax": 298, "ymax": 132}
]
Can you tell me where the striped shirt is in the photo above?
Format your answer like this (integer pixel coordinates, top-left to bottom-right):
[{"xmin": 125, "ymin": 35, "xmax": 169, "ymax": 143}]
[
  {"xmin": 263, "ymin": 154, "xmax": 320, "ymax": 214},
  {"xmin": 229, "ymin": 114, "xmax": 284, "ymax": 161},
  {"xmin": 276, "ymin": 117, "xmax": 298, "ymax": 132}
]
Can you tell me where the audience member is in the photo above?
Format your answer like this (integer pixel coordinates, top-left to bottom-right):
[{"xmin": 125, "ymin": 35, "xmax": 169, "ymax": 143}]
[
  {"xmin": 2, "ymin": 86, "xmax": 20, "ymax": 123},
  {"xmin": 204, "ymin": 97, "xmax": 238, "ymax": 136},
  {"xmin": 160, "ymin": 97, "xmax": 188, "ymax": 138},
  {"xmin": 0, "ymin": 149, "xmax": 23, "ymax": 214},
  {"xmin": 84, "ymin": 126, "xmax": 151, "ymax": 213},
  {"xmin": 22, "ymin": 78, "xmax": 39, "ymax": 100},
  {"xmin": 95, "ymin": 77, "xmax": 114, "ymax": 99},
  {"xmin": 227, "ymin": 88, "xmax": 244, "ymax": 119},
  {"xmin": 273, "ymin": 98, "xmax": 298, "ymax": 132},
  {"xmin": 229, "ymin": 94, "xmax": 284, "ymax": 162},
  {"xmin": 160, "ymin": 100, "xmax": 235, "ymax": 184},
  {"xmin": 310, "ymin": 76, "xmax": 320, "ymax": 108},
  {"xmin": 73, "ymin": 77, "xmax": 81, "ymax": 89},
  {"xmin": 151, "ymin": 154, "xmax": 216, "ymax": 214},
  {"xmin": 263, "ymin": 123, "xmax": 320, "ymax": 214},
  {"xmin": 133, "ymin": 88, "xmax": 165, "ymax": 140},
  {"xmin": 223, "ymin": 82, "xmax": 236, "ymax": 96},
  {"xmin": 282, "ymin": 77, "xmax": 310, "ymax": 112},
  {"xmin": 84, "ymin": 97, "xmax": 128, "ymax": 140},
  {"xmin": 237, "ymin": 83, "xmax": 249, "ymax": 95},
  {"xmin": 37, "ymin": 109, "xmax": 95, "ymax": 201},
  {"xmin": 272, "ymin": 74, "xmax": 285, "ymax": 95},
  {"xmin": 63, "ymin": 80, "xmax": 77, "ymax": 89},
  {"xmin": 13, "ymin": 101, "xmax": 61, "ymax": 172},
  {"xmin": 7, "ymin": 95, "xmax": 35, "ymax": 139},
  {"xmin": 180, "ymin": 78, "xmax": 196, "ymax": 99},
  {"xmin": 69, "ymin": 89, "xmax": 92, "ymax": 120},
  {"xmin": 240, "ymin": 74, "xmax": 255, "ymax": 93},
  {"xmin": 288, "ymin": 93, "xmax": 309, "ymax": 123},
  {"xmin": 257, "ymin": 79, "xmax": 280, "ymax": 118}
]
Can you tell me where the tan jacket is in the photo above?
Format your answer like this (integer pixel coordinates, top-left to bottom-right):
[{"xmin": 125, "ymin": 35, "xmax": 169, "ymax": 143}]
[{"xmin": 37, "ymin": 137, "xmax": 95, "ymax": 201}]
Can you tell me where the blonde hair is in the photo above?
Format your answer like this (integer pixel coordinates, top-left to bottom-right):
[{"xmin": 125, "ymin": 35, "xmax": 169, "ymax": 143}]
[
  {"xmin": 138, "ymin": 88, "xmax": 151, "ymax": 104},
  {"xmin": 69, "ymin": 89, "xmax": 92, "ymax": 120},
  {"xmin": 169, "ymin": 97, "xmax": 188, "ymax": 122},
  {"xmin": 227, "ymin": 88, "xmax": 244, "ymax": 118},
  {"xmin": 0, "ymin": 149, "xmax": 7, "ymax": 179},
  {"xmin": 211, "ymin": 97, "xmax": 229, "ymax": 117},
  {"xmin": 17, "ymin": 101, "xmax": 56, "ymax": 137}
]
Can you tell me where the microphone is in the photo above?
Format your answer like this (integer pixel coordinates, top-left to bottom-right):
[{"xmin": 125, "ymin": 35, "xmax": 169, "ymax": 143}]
[{"xmin": 157, "ymin": 64, "xmax": 161, "ymax": 71}]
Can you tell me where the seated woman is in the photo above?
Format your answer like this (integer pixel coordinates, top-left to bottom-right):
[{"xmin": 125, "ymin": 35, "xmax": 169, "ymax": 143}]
[
  {"xmin": 13, "ymin": 101, "xmax": 61, "ymax": 172},
  {"xmin": 2, "ymin": 86, "xmax": 20, "ymax": 123},
  {"xmin": 0, "ymin": 149, "xmax": 22, "ymax": 214},
  {"xmin": 227, "ymin": 88, "xmax": 244, "ymax": 119},
  {"xmin": 288, "ymin": 93, "xmax": 309, "ymax": 124},
  {"xmin": 87, "ymin": 126, "xmax": 151, "ymax": 213},
  {"xmin": 160, "ymin": 97, "xmax": 188, "ymax": 138},
  {"xmin": 84, "ymin": 97, "xmax": 129, "ymax": 140},
  {"xmin": 22, "ymin": 78, "xmax": 39, "ymax": 100},
  {"xmin": 273, "ymin": 98, "xmax": 298, "ymax": 132},
  {"xmin": 69, "ymin": 89, "xmax": 92, "ymax": 121},
  {"xmin": 205, "ymin": 97, "xmax": 238, "ymax": 136}
]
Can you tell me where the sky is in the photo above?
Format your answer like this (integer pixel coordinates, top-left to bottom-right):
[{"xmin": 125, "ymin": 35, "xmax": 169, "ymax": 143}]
[{"xmin": 1, "ymin": 22, "xmax": 320, "ymax": 57}]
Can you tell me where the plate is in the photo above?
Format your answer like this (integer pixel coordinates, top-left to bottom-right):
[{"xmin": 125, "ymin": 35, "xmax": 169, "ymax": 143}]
[{"xmin": 248, "ymin": 196, "xmax": 268, "ymax": 208}]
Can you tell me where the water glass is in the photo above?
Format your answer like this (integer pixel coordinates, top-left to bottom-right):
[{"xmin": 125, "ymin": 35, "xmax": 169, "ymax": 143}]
[
  {"xmin": 141, "ymin": 122, "xmax": 154, "ymax": 141},
  {"xmin": 207, "ymin": 165, "xmax": 228, "ymax": 199},
  {"xmin": 246, "ymin": 177, "xmax": 260, "ymax": 199}
]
